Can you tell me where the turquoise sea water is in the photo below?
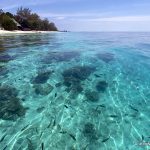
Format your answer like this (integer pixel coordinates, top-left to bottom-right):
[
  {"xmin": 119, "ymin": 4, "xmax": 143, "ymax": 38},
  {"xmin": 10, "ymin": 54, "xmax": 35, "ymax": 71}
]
[{"xmin": 0, "ymin": 32, "xmax": 150, "ymax": 150}]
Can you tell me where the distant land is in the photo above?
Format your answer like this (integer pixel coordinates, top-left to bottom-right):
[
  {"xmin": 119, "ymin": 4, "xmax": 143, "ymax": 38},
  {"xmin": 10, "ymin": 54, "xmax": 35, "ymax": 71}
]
[{"xmin": 0, "ymin": 7, "xmax": 58, "ymax": 31}]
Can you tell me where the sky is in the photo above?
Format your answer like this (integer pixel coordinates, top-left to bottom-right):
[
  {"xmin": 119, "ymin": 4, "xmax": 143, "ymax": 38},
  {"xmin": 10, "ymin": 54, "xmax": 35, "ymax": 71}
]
[{"xmin": 1, "ymin": 0, "xmax": 150, "ymax": 31}]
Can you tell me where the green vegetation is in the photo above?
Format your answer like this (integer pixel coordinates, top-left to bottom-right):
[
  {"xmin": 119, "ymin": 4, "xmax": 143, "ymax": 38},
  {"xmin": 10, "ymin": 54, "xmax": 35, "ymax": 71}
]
[
  {"xmin": 0, "ymin": 7, "xmax": 58, "ymax": 31},
  {"xmin": 0, "ymin": 13, "xmax": 17, "ymax": 30}
]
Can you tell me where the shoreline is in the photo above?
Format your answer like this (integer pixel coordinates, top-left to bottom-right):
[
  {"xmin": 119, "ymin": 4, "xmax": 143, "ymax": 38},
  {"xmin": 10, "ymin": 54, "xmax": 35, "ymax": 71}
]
[{"xmin": 0, "ymin": 30, "xmax": 58, "ymax": 34}]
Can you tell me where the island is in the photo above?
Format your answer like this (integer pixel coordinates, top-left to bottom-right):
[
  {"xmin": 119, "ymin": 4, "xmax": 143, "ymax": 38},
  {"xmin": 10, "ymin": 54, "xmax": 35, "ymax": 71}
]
[{"xmin": 0, "ymin": 7, "xmax": 58, "ymax": 32}]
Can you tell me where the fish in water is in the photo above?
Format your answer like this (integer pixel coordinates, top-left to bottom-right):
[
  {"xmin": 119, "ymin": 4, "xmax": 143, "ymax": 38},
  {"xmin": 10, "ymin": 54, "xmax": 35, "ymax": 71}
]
[
  {"xmin": 21, "ymin": 124, "xmax": 30, "ymax": 131},
  {"xmin": 102, "ymin": 137, "xmax": 110, "ymax": 143},
  {"xmin": 64, "ymin": 105, "xmax": 68, "ymax": 108},
  {"xmin": 55, "ymin": 93, "xmax": 57, "ymax": 97},
  {"xmin": 69, "ymin": 133, "xmax": 76, "ymax": 141},
  {"xmin": 98, "ymin": 104, "xmax": 106, "ymax": 108},
  {"xmin": 35, "ymin": 127, "xmax": 38, "ymax": 134},
  {"xmin": 47, "ymin": 122, "xmax": 51, "ymax": 128},
  {"xmin": 59, "ymin": 130, "xmax": 67, "ymax": 134},
  {"xmin": 94, "ymin": 74, "xmax": 101, "ymax": 78},
  {"xmin": 36, "ymin": 107, "xmax": 45, "ymax": 113},
  {"xmin": 53, "ymin": 119, "xmax": 56, "ymax": 127},
  {"xmin": 141, "ymin": 135, "xmax": 144, "ymax": 141},
  {"xmin": 109, "ymin": 115, "xmax": 118, "ymax": 118},
  {"xmin": 129, "ymin": 105, "xmax": 139, "ymax": 112},
  {"xmin": 0, "ymin": 134, "xmax": 7, "ymax": 143},
  {"xmin": 2, "ymin": 145, "xmax": 7, "ymax": 150},
  {"xmin": 40, "ymin": 132, "xmax": 44, "ymax": 138},
  {"xmin": 41, "ymin": 142, "xmax": 44, "ymax": 150},
  {"xmin": 59, "ymin": 130, "xmax": 76, "ymax": 142},
  {"xmin": 47, "ymin": 118, "xmax": 55, "ymax": 128}
]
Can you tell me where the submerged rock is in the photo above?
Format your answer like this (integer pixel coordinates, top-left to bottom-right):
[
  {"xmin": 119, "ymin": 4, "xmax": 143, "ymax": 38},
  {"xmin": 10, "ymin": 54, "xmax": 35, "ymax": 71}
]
[
  {"xmin": 83, "ymin": 123, "xmax": 98, "ymax": 141},
  {"xmin": 31, "ymin": 70, "xmax": 53, "ymax": 84},
  {"xmin": 0, "ymin": 66, "xmax": 8, "ymax": 76},
  {"xmin": 63, "ymin": 77, "xmax": 80, "ymax": 87},
  {"xmin": 62, "ymin": 66, "xmax": 95, "ymax": 94},
  {"xmin": 42, "ymin": 51, "xmax": 80, "ymax": 64},
  {"xmin": 62, "ymin": 66, "xmax": 96, "ymax": 85},
  {"xmin": 66, "ymin": 84, "xmax": 83, "ymax": 94},
  {"xmin": 0, "ymin": 85, "xmax": 26, "ymax": 120},
  {"xmin": 34, "ymin": 83, "xmax": 54, "ymax": 95},
  {"xmin": 96, "ymin": 81, "xmax": 108, "ymax": 92},
  {"xmin": 0, "ymin": 54, "xmax": 14, "ymax": 63},
  {"xmin": 85, "ymin": 90, "xmax": 99, "ymax": 102},
  {"xmin": 0, "ymin": 98, "xmax": 26, "ymax": 120},
  {"xmin": 0, "ymin": 85, "xmax": 18, "ymax": 101},
  {"xmin": 97, "ymin": 52, "xmax": 114, "ymax": 63},
  {"xmin": 71, "ymin": 84, "xmax": 83, "ymax": 93}
]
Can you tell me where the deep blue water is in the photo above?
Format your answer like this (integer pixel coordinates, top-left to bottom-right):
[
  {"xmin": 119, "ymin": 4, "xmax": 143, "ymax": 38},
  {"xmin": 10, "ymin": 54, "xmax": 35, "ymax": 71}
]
[{"xmin": 0, "ymin": 32, "xmax": 150, "ymax": 150}]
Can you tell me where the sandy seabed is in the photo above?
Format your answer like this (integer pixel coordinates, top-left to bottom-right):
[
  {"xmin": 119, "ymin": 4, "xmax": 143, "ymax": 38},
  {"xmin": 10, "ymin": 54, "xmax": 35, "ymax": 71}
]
[{"xmin": 0, "ymin": 32, "xmax": 149, "ymax": 150}]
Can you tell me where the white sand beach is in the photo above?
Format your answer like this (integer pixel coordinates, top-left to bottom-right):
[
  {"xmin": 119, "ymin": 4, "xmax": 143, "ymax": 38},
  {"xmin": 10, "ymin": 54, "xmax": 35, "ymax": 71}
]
[{"xmin": 0, "ymin": 30, "xmax": 56, "ymax": 34}]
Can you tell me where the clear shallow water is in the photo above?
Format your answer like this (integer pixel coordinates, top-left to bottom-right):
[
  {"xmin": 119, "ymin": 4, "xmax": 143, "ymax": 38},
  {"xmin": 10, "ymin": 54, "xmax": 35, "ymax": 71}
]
[{"xmin": 0, "ymin": 32, "xmax": 150, "ymax": 150}]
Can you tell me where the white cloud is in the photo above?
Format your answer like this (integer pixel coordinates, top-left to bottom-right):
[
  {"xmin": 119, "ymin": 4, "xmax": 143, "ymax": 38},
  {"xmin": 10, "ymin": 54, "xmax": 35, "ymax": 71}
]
[
  {"xmin": 39, "ymin": 12, "xmax": 150, "ymax": 22},
  {"xmin": 58, "ymin": 20, "xmax": 150, "ymax": 31},
  {"xmin": 56, "ymin": 16, "xmax": 66, "ymax": 20},
  {"xmin": 78, "ymin": 16, "xmax": 150, "ymax": 22},
  {"xmin": 40, "ymin": 12, "xmax": 111, "ymax": 18},
  {"xmin": 56, "ymin": 15, "xmax": 150, "ymax": 31}
]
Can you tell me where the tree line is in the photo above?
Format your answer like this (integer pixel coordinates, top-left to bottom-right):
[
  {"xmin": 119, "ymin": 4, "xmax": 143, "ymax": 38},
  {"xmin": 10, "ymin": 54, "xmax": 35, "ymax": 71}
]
[{"xmin": 0, "ymin": 7, "xmax": 58, "ymax": 31}]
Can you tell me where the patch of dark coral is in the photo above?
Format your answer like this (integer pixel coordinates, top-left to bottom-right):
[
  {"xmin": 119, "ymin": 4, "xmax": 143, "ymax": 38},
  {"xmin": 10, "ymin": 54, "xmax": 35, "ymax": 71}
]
[
  {"xmin": 0, "ymin": 85, "xmax": 18, "ymax": 101},
  {"xmin": 97, "ymin": 52, "xmax": 114, "ymax": 63},
  {"xmin": 71, "ymin": 84, "xmax": 83, "ymax": 93},
  {"xmin": 0, "ymin": 85, "xmax": 26, "ymax": 121},
  {"xmin": 83, "ymin": 123, "xmax": 98, "ymax": 141},
  {"xmin": 63, "ymin": 77, "xmax": 80, "ymax": 87},
  {"xmin": 96, "ymin": 81, "xmax": 108, "ymax": 92},
  {"xmin": 0, "ymin": 54, "xmax": 14, "ymax": 63},
  {"xmin": 62, "ymin": 66, "xmax": 96, "ymax": 83},
  {"xmin": 66, "ymin": 84, "xmax": 83, "ymax": 94},
  {"xmin": 62, "ymin": 66, "xmax": 95, "ymax": 94},
  {"xmin": 85, "ymin": 90, "xmax": 99, "ymax": 102},
  {"xmin": 0, "ymin": 66, "xmax": 8, "ymax": 76},
  {"xmin": 42, "ymin": 51, "xmax": 80, "ymax": 64},
  {"xmin": 0, "ymin": 98, "xmax": 26, "ymax": 120},
  {"xmin": 33, "ymin": 83, "xmax": 54, "ymax": 95},
  {"xmin": 31, "ymin": 70, "xmax": 53, "ymax": 84}
]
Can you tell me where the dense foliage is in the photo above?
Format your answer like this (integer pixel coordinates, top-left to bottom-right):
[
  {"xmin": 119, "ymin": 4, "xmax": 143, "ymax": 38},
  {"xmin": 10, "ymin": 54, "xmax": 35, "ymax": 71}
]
[
  {"xmin": 0, "ymin": 7, "xmax": 58, "ymax": 31},
  {"xmin": 0, "ymin": 13, "xmax": 17, "ymax": 30}
]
